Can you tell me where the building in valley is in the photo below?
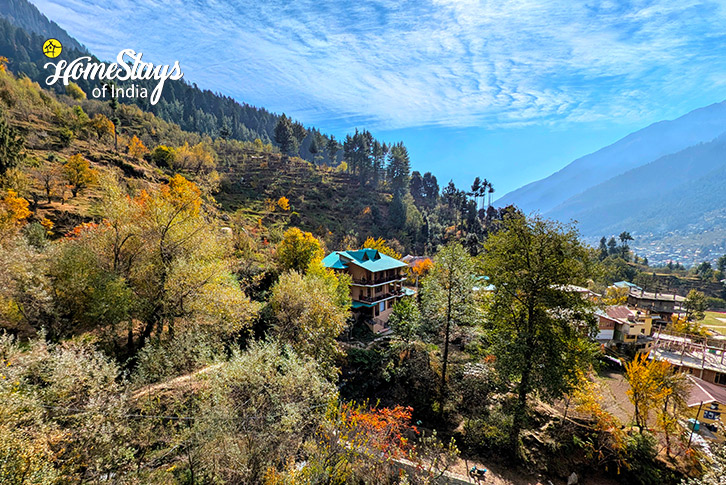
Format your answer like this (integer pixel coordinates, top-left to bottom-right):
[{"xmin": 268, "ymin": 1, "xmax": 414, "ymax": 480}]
[
  {"xmin": 687, "ymin": 375, "xmax": 726, "ymax": 442},
  {"xmin": 322, "ymin": 249, "xmax": 414, "ymax": 333}
]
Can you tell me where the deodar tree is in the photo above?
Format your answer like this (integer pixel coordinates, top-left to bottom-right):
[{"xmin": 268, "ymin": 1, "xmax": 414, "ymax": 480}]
[{"xmin": 480, "ymin": 213, "xmax": 597, "ymax": 455}]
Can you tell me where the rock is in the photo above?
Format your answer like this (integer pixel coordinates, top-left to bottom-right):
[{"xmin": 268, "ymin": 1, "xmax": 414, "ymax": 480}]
[{"xmin": 567, "ymin": 472, "xmax": 578, "ymax": 485}]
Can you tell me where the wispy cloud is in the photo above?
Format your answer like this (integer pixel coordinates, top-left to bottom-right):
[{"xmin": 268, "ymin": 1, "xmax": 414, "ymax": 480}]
[{"xmin": 31, "ymin": 0, "xmax": 726, "ymax": 130}]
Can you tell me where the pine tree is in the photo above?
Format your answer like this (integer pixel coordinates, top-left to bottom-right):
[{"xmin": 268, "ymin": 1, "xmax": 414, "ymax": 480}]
[
  {"xmin": 387, "ymin": 142, "xmax": 411, "ymax": 194},
  {"xmin": 0, "ymin": 110, "xmax": 24, "ymax": 176},
  {"xmin": 274, "ymin": 114, "xmax": 297, "ymax": 155}
]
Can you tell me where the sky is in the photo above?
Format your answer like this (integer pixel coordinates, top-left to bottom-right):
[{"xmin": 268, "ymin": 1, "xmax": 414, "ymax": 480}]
[{"xmin": 31, "ymin": 0, "xmax": 726, "ymax": 196}]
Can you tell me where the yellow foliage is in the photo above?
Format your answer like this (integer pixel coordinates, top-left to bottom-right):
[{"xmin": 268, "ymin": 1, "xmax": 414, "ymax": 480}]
[
  {"xmin": 160, "ymin": 174, "xmax": 202, "ymax": 214},
  {"xmin": 127, "ymin": 135, "xmax": 148, "ymax": 159},
  {"xmin": 0, "ymin": 189, "xmax": 31, "ymax": 230},
  {"xmin": 362, "ymin": 237, "xmax": 402, "ymax": 260},
  {"xmin": 277, "ymin": 227, "xmax": 324, "ymax": 273},
  {"xmin": 0, "ymin": 56, "xmax": 7, "ymax": 72},
  {"xmin": 90, "ymin": 113, "xmax": 114, "ymax": 140},
  {"xmin": 277, "ymin": 196, "xmax": 290, "ymax": 211},
  {"xmin": 602, "ymin": 286, "xmax": 628, "ymax": 306},
  {"xmin": 40, "ymin": 217, "xmax": 54, "ymax": 235},
  {"xmin": 63, "ymin": 154, "xmax": 98, "ymax": 197}
]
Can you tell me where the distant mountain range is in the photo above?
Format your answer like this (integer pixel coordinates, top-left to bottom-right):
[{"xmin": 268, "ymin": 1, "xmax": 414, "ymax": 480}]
[{"xmin": 497, "ymin": 102, "xmax": 726, "ymax": 264}]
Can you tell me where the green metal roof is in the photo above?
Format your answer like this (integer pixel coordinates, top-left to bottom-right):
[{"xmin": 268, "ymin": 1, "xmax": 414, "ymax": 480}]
[{"xmin": 322, "ymin": 248, "xmax": 408, "ymax": 273}]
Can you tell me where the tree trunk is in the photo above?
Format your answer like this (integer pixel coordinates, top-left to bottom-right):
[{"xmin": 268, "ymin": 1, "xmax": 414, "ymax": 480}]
[
  {"xmin": 439, "ymin": 274, "xmax": 453, "ymax": 415},
  {"xmin": 510, "ymin": 343, "xmax": 533, "ymax": 455}
]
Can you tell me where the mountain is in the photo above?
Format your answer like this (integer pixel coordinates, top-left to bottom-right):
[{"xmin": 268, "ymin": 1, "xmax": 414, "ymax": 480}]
[
  {"xmin": 0, "ymin": 0, "xmax": 86, "ymax": 51},
  {"xmin": 496, "ymin": 101, "xmax": 726, "ymax": 214},
  {"xmin": 546, "ymin": 133, "xmax": 726, "ymax": 236}
]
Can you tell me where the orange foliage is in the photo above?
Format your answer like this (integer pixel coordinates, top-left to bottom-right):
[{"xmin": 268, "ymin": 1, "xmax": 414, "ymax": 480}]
[
  {"xmin": 127, "ymin": 135, "xmax": 148, "ymax": 159},
  {"xmin": 64, "ymin": 222, "xmax": 100, "ymax": 239},
  {"xmin": 411, "ymin": 258, "xmax": 433, "ymax": 276},
  {"xmin": 338, "ymin": 403, "xmax": 418, "ymax": 459}
]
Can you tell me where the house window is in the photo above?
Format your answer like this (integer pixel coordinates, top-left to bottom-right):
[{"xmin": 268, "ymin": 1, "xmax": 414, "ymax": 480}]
[
  {"xmin": 379, "ymin": 302, "xmax": 385, "ymax": 313},
  {"xmin": 387, "ymin": 300, "xmax": 393, "ymax": 309},
  {"xmin": 704, "ymin": 410, "xmax": 720, "ymax": 420},
  {"xmin": 710, "ymin": 403, "xmax": 720, "ymax": 410},
  {"xmin": 374, "ymin": 305, "xmax": 379, "ymax": 317},
  {"xmin": 716, "ymin": 373, "xmax": 726, "ymax": 385}
]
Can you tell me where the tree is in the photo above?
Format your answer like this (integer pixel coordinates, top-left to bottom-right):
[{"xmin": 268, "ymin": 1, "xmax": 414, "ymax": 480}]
[
  {"xmin": 90, "ymin": 113, "xmax": 115, "ymax": 141},
  {"xmin": 62, "ymin": 154, "xmax": 98, "ymax": 197},
  {"xmin": 274, "ymin": 114, "xmax": 297, "ymax": 155},
  {"xmin": 127, "ymin": 135, "xmax": 148, "ymax": 160},
  {"xmin": 624, "ymin": 353, "xmax": 684, "ymax": 439},
  {"xmin": 32, "ymin": 165, "xmax": 60, "ymax": 204},
  {"xmin": 326, "ymin": 135, "xmax": 340, "ymax": 164},
  {"xmin": 684, "ymin": 289, "xmax": 707, "ymax": 321},
  {"xmin": 276, "ymin": 227, "xmax": 324, "ymax": 273},
  {"xmin": 362, "ymin": 236, "xmax": 402, "ymax": 260},
  {"xmin": 173, "ymin": 142, "xmax": 216, "ymax": 174},
  {"xmin": 65, "ymin": 81, "xmax": 86, "ymax": 100},
  {"xmin": 0, "ymin": 111, "xmax": 24, "ymax": 176},
  {"xmin": 717, "ymin": 254, "xmax": 726, "ymax": 274},
  {"xmin": 421, "ymin": 242, "xmax": 479, "ymax": 413},
  {"xmin": 0, "ymin": 189, "xmax": 31, "ymax": 236},
  {"xmin": 388, "ymin": 298, "xmax": 422, "ymax": 343},
  {"xmin": 387, "ymin": 142, "xmax": 411, "ymax": 193},
  {"xmin": 150, "ymin": 145, "xmax": 175, "ymax": 168},
  {"xmin": 607, "ymin": 236, "xmax": 618, "ymax": 256},
  {"xmin": 269, "ymin": 270, "xmax": 350, "ymax": 373},
  {"xmin": 479, "ymin": 213, "xmax": 596, "ymax": 455}
]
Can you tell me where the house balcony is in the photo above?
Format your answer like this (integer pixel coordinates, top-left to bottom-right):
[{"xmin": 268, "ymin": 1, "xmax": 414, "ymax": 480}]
[
  {"xmin": 354, "ymin": 290, "xmax": 405, "ymax": 304},
  {"xmin": 352, "ymin": 275, "xmax": 406, "ymax": 287}
]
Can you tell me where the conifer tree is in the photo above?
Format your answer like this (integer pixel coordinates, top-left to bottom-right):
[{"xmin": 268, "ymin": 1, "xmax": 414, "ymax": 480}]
[{"xmin": 274, "ymin": 114, "xmax": 298, "ymax": 155}]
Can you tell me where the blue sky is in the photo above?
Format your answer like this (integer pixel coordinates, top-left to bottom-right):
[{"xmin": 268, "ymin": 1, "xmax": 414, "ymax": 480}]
[{"xmin": 31, "ymin": 0, "xmax": 726, "ymax": 196}]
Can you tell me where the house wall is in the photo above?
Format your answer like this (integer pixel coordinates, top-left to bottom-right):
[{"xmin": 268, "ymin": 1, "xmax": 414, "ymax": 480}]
[{"xmin": 689, "ymin": 402, "xmax": 725, "ymax": 442}]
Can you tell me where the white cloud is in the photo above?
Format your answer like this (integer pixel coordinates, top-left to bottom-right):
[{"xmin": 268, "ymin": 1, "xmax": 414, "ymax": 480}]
[{"xmin": 30, "ymin": 0, "xmax": 726, "ymax": 130}]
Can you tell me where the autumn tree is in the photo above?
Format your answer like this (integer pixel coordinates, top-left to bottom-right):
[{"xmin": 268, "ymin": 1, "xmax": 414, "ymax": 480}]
[
  {"xmin": 362, "ymin": 236, "xmax": 402, "ymax": 260},
  {"xmin": 90, "ymin": 113, "xmax": 115, "ymax": 141},
  {"xmin": 174, "ymin": 141, "xmax": 216, "ymax": 174},
  {"xmin": 480, "ymin": 213, "xmax": 597, "ymax": 455},
  {"xmin": 65, "ymin": 82, "xmax": 86, "ymax": 100},
  {"xmin": 276, "ymin": 227, "xmax": 324, "ymax": 273},
  {"xmin": 421, "ymin": 241, "xmax": 480, "ymax": 412},
  {"xmin": 62, "ymin": 154, "xmax": 98, "ymax": 197},
  {"xmin": 127, "ymin": 135, "xmax": 148, "ymax": 159},
  {"xmin": 625, "ymin": 353, "xmax": 669, "ymax": 433},
  {"xmin": 0, "ymin": 189, "xmax": 31, "ymax": 231}
]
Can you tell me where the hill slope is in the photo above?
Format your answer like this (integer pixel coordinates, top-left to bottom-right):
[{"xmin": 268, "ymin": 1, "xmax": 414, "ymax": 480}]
[
  {"xmin": 546, "ymin": 134, "xmax": 726, "ymax": 236},
  {"xmin": 496, "ymin": 101, "xmax": 726, "ymax": 214},
  {"xmin": 0, "ymin": 0, "xmax": 86, "ymax": 51}
]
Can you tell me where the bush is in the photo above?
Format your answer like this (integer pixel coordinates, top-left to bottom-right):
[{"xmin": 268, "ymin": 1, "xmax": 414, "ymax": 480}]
[{"xmin": 133, "ymin": 325, "xmax": 226, "ymax": 384}]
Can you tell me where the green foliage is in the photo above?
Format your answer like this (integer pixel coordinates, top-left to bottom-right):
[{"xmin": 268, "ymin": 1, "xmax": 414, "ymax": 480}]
[
  {"xmin": 421, "ymin": 241, "xmax": 480, "ymax": 410},
  {"xmin": 192, "ymin": 340, "xmax": 335, "ymax": 483},
  {"xmin": 388, "ymin": 298, "xmax": 422, "ymax": 343},
  {"xmin": 480, "ymin": 213, "xmax": 597, "ymax": 453},
  {"xmin": 0, "ymin": 110, "xmax": 24, "ymax": 176},
  {"xmin": 134, "ymin": 324, "xmax": 225, "ymax": 384},
  {"xmin": 151, "ymin": 144, "xmax": 176, "ymax": 168},
  {"xmin": 65, "ymin": 81, "xmax": 86, "ymax": 100},
  {"xmin": 684, "ymin": 289, "xmax": 708, "ymax": 321},
  {"xmin": 274, "ymin": 113, "xmax": 298, "ymax": 155},
  {"xmin": 269, "ymin": 270, "xmax": 350, "ymax": 374}
]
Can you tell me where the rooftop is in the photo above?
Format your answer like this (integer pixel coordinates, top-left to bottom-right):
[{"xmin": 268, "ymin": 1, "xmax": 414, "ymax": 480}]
[
  {"xmin": 687, "ymin": 375, "xmax": 726, "ymax": 407},
  {"xmin": 322, "ymin": 248, "xmax": 408, "ymax": 273},
  {"xmin": 628, "ymin": 288, "xmax": 686, "ymax": 303}
]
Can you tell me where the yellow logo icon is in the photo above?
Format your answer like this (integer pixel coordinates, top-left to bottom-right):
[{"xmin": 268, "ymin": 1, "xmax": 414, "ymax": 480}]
[{"xmin": 43, "ymin": 39, "xmax": 62, "ymax": 58}]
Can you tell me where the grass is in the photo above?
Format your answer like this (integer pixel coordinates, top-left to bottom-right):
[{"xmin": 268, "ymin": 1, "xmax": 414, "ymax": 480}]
[{"xmin": 702, "ymin": 311, "xmax": 726, "ymax": 331}]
